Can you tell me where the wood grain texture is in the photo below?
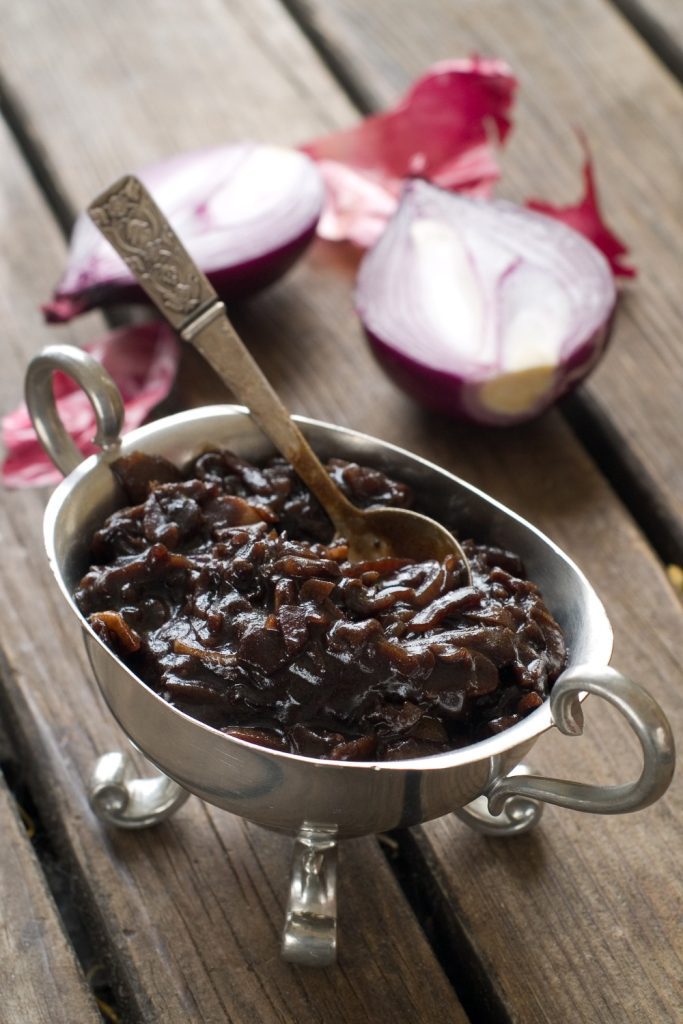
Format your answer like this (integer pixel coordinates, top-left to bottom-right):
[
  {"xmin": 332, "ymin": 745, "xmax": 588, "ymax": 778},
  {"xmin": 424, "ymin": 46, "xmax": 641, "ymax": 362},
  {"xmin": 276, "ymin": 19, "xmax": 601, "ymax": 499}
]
[
  {"xmin": 0, "ymin": 31, "xmax": 467, "ymax": 1024},
  {"xmin": 0, "ymin": 774, "xmax": 101, "ymax": 1024},
  {"xmin": 0, "ymin": 0, "xmax": 681, "ymax": 1021},
  {"xmin": 287, "ymin": 0, "xmax": 683, "ymax": 563}
]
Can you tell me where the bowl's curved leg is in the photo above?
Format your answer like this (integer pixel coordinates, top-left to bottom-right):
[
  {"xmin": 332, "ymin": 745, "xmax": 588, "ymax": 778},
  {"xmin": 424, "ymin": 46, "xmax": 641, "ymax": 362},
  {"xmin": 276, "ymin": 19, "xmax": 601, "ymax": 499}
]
[
  {"xmin": 454, "ymin": 764, "xmax": 544, "ymax": 837},
  {"xmin": 281, "ymin": 825, "xmax": 338, "ymax": 967},
  {"xmin": 89, "ymin": 751, "xmax": 190, "ymax": 829}
]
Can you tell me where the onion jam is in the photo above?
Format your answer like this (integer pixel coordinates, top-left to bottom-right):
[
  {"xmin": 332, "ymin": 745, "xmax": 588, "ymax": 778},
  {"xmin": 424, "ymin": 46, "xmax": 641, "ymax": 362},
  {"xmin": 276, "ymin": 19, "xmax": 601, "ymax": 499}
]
[{"xmin": 75, "ymin": 449, "xmax": 567, "ymax": 761}]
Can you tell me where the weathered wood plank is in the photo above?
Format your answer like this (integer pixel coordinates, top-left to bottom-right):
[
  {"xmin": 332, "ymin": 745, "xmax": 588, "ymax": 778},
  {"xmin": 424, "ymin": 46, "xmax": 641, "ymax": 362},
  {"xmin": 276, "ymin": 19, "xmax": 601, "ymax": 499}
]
[
  {"xmin": 0, "ymin": 773, "xmax": 102, "ymax": 1024},
  {"xmin": 287, "ymin": 0, "xmax": 683, "ymax": 564},
  {"xmin": 0, "ymin": 0, "xmax": 681, "ymax": 1021},
  {"xmin": 0, "ymin": 31, "xmax": 468, "ymax": 1024}
]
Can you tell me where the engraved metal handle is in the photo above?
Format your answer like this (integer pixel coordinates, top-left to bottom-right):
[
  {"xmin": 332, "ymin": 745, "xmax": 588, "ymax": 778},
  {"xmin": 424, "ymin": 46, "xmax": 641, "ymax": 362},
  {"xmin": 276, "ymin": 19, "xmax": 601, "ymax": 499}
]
[
  {"xmin": 487, "ymin": 666, "xmax": 675, "ymax": 817},
  {"xmin": 25, "ymin": 345, "xmax": 124, "ymax": 474},
  {"xmin": 88, "ymin": 176, "xmax": 215, "ymax": 327}
]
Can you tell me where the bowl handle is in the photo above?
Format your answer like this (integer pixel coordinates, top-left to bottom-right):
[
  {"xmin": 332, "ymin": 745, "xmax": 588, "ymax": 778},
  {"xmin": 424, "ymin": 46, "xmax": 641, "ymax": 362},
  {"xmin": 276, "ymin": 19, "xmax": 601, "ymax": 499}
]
[
  {"xmin": 487, "ymin": 665, "xmax": 675, "ymax": 817},
  {"xmin": 281, "ymin": 825, "xmax": 338, "ymax": 967},
  {"xmin": 25, "ymin": 344, "xmax": 124, "ymax": 474},
  {"xmin": 89, "ymin": 751, "xmax": 190, "ymax": 829}
]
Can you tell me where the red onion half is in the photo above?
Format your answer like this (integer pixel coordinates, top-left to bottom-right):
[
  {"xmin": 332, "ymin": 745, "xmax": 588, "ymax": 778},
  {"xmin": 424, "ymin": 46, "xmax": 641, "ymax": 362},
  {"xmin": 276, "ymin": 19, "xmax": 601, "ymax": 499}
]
[
  {"xmin": 44, "ymin": 144, "xmax": 325, "ymax": 322},
  {"xmin": 355, "ymin": 180, "xmax": 616, "ymax": 425}
]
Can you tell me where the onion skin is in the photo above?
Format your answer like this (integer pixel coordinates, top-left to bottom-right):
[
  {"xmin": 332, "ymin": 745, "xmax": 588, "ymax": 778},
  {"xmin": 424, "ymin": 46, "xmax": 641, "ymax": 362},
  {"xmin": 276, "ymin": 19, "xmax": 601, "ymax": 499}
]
[
  {"xmin": 355, "ymin": 180, "xmax": 616, "ymax": 426},
  {"xmin": 527, "ymin": 154, "xmax": 636, "ymax": 279},
  {"xmin": 43, "ymin": 144, "xmax": 325, "ymax": 323},
  {"xmin": 302, "ymin": 58, "xmax": 517, "ymax": 248}
]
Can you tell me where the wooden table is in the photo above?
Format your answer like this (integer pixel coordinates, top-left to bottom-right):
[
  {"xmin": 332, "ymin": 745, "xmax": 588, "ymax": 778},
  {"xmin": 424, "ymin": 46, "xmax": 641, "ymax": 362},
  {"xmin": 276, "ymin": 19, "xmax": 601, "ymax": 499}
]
[{"xmin": 0, "ymin": 1, "xmax": 681, "ymax": 1021}]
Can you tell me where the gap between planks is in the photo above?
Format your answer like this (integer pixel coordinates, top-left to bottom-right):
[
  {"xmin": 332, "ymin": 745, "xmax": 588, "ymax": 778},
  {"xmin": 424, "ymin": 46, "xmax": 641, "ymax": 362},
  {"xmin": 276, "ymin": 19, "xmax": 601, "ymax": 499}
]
[
  {"xmin": 609, "ymin": 0, "xmax": 683, "ymax": 82},
  {"xmin": 0, "ymin": 69, "xmax": 74, "ymax": 236},
  {"xmin": 0, "ymin": 760, "xmax": 103, "ymax": 1024}
]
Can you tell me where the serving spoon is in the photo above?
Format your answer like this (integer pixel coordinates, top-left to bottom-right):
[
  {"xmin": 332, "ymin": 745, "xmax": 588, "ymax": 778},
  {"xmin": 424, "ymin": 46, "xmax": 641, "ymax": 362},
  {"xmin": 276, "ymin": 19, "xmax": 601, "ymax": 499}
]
[{"xmin": 88, "ymin": 175, "xmax": 471, "ymax": 575}]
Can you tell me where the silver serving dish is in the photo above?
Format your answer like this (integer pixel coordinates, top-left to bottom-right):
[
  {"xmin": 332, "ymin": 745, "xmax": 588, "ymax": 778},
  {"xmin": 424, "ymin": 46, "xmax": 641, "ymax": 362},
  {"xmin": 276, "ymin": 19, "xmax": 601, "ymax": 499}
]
[{"xmin": 26, "ymin": 345, "xmax": 675, "ymax": 966}]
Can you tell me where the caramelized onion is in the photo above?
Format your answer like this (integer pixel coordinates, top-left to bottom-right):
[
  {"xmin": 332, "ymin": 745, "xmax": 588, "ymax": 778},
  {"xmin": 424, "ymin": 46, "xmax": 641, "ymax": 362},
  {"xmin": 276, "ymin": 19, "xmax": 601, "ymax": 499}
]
[{"xmin": 75, "ymin": 449, "xmax": 567, "ymax": 760}]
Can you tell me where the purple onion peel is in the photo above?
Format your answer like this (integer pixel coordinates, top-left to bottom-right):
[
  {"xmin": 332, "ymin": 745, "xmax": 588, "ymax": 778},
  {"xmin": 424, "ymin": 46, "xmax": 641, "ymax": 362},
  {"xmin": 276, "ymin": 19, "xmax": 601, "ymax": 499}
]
[
  {"xmin": 44, "ymin": 143, "xmax": 325, "ymax": 323},
  {"xmin": 355, "ymin": 180, "xmax": 616, "ymax": 426}
]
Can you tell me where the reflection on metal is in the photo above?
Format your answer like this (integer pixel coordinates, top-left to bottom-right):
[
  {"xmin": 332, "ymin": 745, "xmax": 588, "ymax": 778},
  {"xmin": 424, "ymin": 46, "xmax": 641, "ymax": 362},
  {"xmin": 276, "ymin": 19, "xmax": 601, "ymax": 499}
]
[{"xmin": 282, "ymin": 825, "xmax": 338, "ymax": 967}]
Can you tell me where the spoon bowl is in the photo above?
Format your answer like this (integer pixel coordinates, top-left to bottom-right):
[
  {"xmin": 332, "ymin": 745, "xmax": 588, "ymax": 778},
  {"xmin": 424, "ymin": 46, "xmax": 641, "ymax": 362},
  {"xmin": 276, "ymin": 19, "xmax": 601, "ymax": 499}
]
[{"xmin": 338, "ymin": 503, "xmax": 471, "ymax": 567}]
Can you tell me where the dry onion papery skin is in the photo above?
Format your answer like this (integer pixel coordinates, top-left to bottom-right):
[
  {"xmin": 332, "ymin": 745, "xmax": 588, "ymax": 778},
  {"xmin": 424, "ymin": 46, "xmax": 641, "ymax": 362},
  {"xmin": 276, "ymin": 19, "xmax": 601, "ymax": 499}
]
[
  {"xmin": 355, "ymin": 180, "xmax": 617, "ymax": 426},
  {"xmin": 43, "ymin": 143, "xmax": 325, "ymax": 323}
]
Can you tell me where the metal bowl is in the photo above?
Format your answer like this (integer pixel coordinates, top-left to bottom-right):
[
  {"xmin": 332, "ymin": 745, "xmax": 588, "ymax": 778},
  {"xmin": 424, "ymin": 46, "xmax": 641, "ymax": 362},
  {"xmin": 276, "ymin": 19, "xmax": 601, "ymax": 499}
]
[{"xmin": 26, "ymin": 345, "xmax": 675, "ymax": 965}]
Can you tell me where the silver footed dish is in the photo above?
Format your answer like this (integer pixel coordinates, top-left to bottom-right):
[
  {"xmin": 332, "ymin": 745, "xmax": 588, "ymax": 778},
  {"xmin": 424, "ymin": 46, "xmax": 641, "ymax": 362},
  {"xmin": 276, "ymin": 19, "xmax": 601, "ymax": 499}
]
[{"xmin": 25, "ymin": 345, "xmax": 675, "ymax": 967}]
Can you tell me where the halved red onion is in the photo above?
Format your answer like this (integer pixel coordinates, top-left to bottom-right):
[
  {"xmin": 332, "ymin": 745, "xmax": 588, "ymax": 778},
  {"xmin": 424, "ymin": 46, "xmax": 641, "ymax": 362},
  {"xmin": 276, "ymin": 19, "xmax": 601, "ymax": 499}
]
[
  {"xmin": 355, "ymin": 180, "xmax": 616, "ymax": 425},
  {"xmin": 43, "ymin": 144, "xmax": 325, "ymax": 322}
]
